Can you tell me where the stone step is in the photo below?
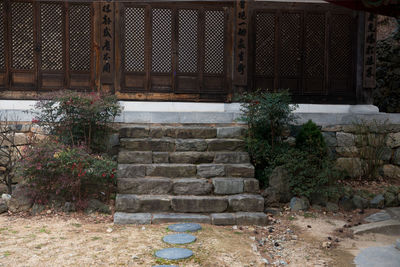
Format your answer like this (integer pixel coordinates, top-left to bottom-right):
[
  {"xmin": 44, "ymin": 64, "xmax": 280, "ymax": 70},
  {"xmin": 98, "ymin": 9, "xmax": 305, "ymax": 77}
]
[
  {"xmin": 118, "ymin": 151, "xmax": 250, "ymax": 164},
  {"xmin": 120, "ymin": 138, "xmax": 246, "ymax": 152},
  {"xmin": 117, "ymin": 163, "xmax": 255, "ymax": 178},
  {"xmin": 117, "ymin": 177, "xmax": 259, "ymax": 195},
  {"xmin": 119, "ymin": 126, "xmax": 246, "ymax": 139},
  {"xmin": 115, "ymin": 194, "xmax": 264, "ymax": 213},
  {"xmin": 114, "ymin": 212, "xmax": 268, "ymax": 225}
]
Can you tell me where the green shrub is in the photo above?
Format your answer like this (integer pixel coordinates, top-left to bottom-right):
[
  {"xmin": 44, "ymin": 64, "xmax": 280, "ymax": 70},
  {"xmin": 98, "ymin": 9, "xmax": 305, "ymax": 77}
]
[
  {"xmin": 296, "ymin": 120, "xmax": 327, "ymax": 156},
  {"xmin": 238, "ymin": 90, "xmax": 297, "ymax": 186},
  {"xmin": 18, "ymin": 140, "xmax": 117, "ymax": 208},
  {"xmin": 240, "ymin": 91, "xmax": 342, "ymax": 198},
  {"xmin": 33, "ymin": 91, "xmax": 122, "ymax": 152}
]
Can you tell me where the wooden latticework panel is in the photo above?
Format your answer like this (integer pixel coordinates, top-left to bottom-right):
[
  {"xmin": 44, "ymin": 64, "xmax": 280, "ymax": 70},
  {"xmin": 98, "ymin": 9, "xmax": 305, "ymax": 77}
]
[
  {"xmin": 0, "ymin": 2, "xmax": 4, "ymax": 69},
  {"xmin": 280, "ymin": 13, "xmax": 301, "ymax": 77},
  {"xmin": 178, "ymin": 9, "xmax": 198, "ymax": 73},
  {"xmin": 151, "ymin": 8, "xmax": 172, "ymax": 73},
  {"xmin": 304, "ymin": 13, "xmax": 325, "ymax": 78},
  {"xmin": 11, "ymin": 2, "xmax": 34, "ymax": 70},
  {"xmin": 124, "ymin": 7, "xmax": 145, "ymax": 72},
  {"xmin": 69, "ymin": 5, "xmax": 91, "ymax": 71},
  {"xmin": 255, "ymin": 13, "xmax": 275, "ymax": 76},
  {"xmin": 40, "ymin": 3, "xmax": 63, "ymax": 70},
  {"xmin": 204, "ymin": 10, "xmax": 225, "ymax": 74},
  {"xmin": 330, "ymin": 14, "xmax": 352, "ymax": 77}
]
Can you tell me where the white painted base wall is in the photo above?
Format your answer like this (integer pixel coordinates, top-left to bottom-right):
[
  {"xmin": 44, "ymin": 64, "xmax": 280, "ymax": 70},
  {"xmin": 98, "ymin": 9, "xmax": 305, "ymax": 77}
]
[{"xmin": 0, "ymin": 100, "xmax": 397, "ymax": 125}]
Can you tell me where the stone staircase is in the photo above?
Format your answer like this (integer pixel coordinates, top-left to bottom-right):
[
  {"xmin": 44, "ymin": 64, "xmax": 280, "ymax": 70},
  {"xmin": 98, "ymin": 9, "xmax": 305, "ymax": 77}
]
[{"xmin": 113, "ymin": 125, "xmax": 267, "ymax": 225}]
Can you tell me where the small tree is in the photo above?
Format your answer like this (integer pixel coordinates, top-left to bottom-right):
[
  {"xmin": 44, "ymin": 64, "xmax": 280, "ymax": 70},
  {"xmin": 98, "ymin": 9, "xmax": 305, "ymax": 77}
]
[{"xmin": 33, "ymin": 91, "xmax": 122, "ymax": 153}]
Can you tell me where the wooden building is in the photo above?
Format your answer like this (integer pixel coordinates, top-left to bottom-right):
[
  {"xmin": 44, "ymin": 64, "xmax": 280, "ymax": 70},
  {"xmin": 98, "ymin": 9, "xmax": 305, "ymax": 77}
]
[{"xmin": 0, "ymin": 0, "xmax": 377, "ymax": 104}]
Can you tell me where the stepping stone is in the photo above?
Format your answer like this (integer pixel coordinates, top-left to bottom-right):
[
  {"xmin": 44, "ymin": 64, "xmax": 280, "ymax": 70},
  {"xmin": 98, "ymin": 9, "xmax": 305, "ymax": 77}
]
[
  {"xmin": 168, "ymin": 223, "xmax": 202, "ymax": 232},
  {"xmin": 153, "ymin": 265, "xmax": 178, "ymax": 267},
  {"xmin": 163, "ymin": 233, "xmax": 197, "ymax": 244},
  {"xmin": 364, "ymin": 211, "xmax": 392, "ymax": 223},
  {"xmin": 354, "ymin": 245, "xmax": 400, "ymax": 267},
  {"xmin": 155, "ymin": 248, "xmax": 193, "ymax": 260}
]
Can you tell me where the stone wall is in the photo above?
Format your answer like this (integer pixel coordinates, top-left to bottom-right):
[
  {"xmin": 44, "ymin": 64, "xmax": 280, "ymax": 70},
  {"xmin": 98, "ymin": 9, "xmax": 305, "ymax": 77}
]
[
  {"xmin": 320, "ymin": 124, "xmax": 400, "ymax": 179},
  {"xmin": 0, "ymin": 123, "xmax": 47, "ymax": 193}
]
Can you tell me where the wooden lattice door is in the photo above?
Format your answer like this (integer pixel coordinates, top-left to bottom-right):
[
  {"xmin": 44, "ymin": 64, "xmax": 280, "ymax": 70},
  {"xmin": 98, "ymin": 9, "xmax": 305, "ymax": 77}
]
[
  {"xmin": 1, "ymin": 0, "xmax": 93, "ymax": 91},
  {"xmin": 118, "ymin": 2, "xmax": 231, "ymax": 101},
  {"xmin": 252, "ymin": 3, "xmax": 357, "ymax": 103}
]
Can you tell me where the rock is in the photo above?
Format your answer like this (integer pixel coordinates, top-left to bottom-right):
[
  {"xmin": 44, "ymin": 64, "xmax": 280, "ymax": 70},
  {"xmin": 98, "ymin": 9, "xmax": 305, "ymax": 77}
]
[
  {"xmin": 118, "ymin": 164, "xmax": 146, "ymax": 178},
  {"xmin": 336, "ymin": 158, "xmax": 363, "ymax": 178},
  {"xmin": 31, "ymin": 203, "xmax": 45, "ymax": 215},
  {"xmin": 352, "ymin": 195, "xmax": 369, "ymax": 209},
  {"xmin": 396, "ymin": 239, "xmax": 400, "ymax": 250},
  {"xmin": 155, "ymin": 248, "xmax": 193, "ymax": 261},
  {"xmin": 206, "ymin": 139, "xmax": 245, "ymax": 151},
  {"xmin": 264, "ymin": 207, "xmax": 280, "ymax": 215},
  {"xmin": 210, "ymin": 213, "xmax": 236, "ymax": 225},
  {"xmin": 336, "ymin": 132, "xmax": 355, "ymax": 147},
  {"xmin": 1, "ymin": 193, "xmax": 11, "ymax": 203},
  {"xmin": 171, "ymin": 196, "xmax": 227, "ymax": 213},
  {"xmin": 364, "ymin": 211, "xmax": 392, "ymax": 223},
  {"xmin": 243, "ymin": 179, "xmax": 259, "ymax": 193},
  {"xmin": 0, "ymin": 199, "xmax": 7, "ymax": 214},
  {"xmin": 224, "ymin": 164, "xmax": 254, "ymax": 178},
  {"xmin": 118, "ymin": 151, "xmax": 152, "ymax": 164},
  {"xmin": 176, "ymin": 139, "xmax": 207, "ymax": 151},
  {"xmin": 393, "ymin": 148, "xmax": 400, "ymax": 165},
  {"xmin": 386, "ymin": 132, "xmax": 400, "ymax": 148},
  {"xmin": 85, "ymin": 199, "xmax": 111, "ymax": 214},
  {"xmin": 326, "ymin": 202, "xmax": 339, "ymax": 212},
  {"xmin": 214, "ymin": 152, "xmax": 250, "ymax": 164},
  {"xmin": 381, "ymin": 147, "xmax": 393, "ymax": 162},
  {"xmin": 290, "ymin": 197, "xmax": 309, "ymax": 211},
  {"xmin": 146, "ymin": 164, "xmax": 196, "ymax": 177},
  {"xmin": 262, "ymin": 166, "xmax": 291, "ymax": 203},
  {"xmin": 212, "ymin": 178, "xmax": 244, "ymax": 195},
  {"xmin": 217, "ymin": 127, "xmax": 245, "ymax": 138},
  {"xmin": 63, "ymin": 202, "xmax": 76, "ymax": 212},
  {"xmin": 322, "ymin": 132, "xmax": 337, "ymax": 147},
  {"xmin": 382, "ymin": 164, "xmax": 400, "ymax": 179},
  {"xmin": 8, "ymin": 185, "xmax": 33, "ymax": 212},
  {"xmin": 339, "ymin": 196, "xmax": 355, "ymax": 211},
  {"xmin": 118, "ymin": 178, "xmax": 172, "ymax": 194},
  {"xmin": 152, "ymin": 152, "xmax": 169, "ymax": 163},
  {"xmin": 197, "ymin": 164, "xmax": 225, "ymax": 178},
  {"xmin": 168, "ymin": 223, "xmax": 202, "ymax": 232},
  {"xmin": 152, "ymin": 213, "xmax": 211, "ymax": 224},
  {"xmin": 114, "ymin": 212, "xmax": 151, "ymax": 224},
  {"xmin": 370, "ymin": 194, "xmax": 385, "ymax": 209},
  {"xmin": 173, "ymin": 178, "xmax": 212, "ymax": 195},
  {"xmin": 228, "ymin": 194, "xmax": 264, "ymax": 212},
  {"xmin": 169, "ymin": 152, "xmax": 214, "ymax": 164},
  {"xmin": 236, "ymin": 212, "xmax": 268, "ymax": 225},
  {"xmin": 384, "ymin": 191, "xmax": 398, "ymax": 207},
  {"xmin": 162, "ymin": 233, "xmax": 196, "ymax": 245}
]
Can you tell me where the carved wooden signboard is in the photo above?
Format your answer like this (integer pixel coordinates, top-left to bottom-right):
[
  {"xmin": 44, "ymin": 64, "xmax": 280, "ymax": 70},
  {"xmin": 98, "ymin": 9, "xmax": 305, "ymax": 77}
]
[
  {"xmin": 234, "ymin": 0, "xmax": 249, "ymax": 86},
  {"xmin": 101, "ymin": 1, "xmax": 114, "ymax": 84},
  {"xmin": 363, "ymin": 12, "xmax": 377, "ymax": 89}
]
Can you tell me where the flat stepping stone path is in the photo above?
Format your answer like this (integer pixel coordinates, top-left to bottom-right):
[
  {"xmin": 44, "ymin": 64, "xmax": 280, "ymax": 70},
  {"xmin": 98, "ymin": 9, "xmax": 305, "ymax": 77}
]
[
  {"xmin": 167, "ymin": 223, "xmax": 202, "ymax": 232},
  {"xmin": 155, "ymin": 248, "xmax": 193, "ymax": 260},
  {"xmin": 354, "ymin": 245, "xmax": 400, "ymax": 267},
  {"xmin": 163, "ymin": 233, "xmax": 197, "ymax": 244}
]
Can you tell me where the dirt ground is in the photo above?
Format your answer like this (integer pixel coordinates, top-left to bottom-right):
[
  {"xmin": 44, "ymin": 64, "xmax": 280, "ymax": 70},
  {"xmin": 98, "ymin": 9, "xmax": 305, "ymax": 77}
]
[{"xmin": 0, "ymin": 210, "xmax": 398, "ymax": 267}]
